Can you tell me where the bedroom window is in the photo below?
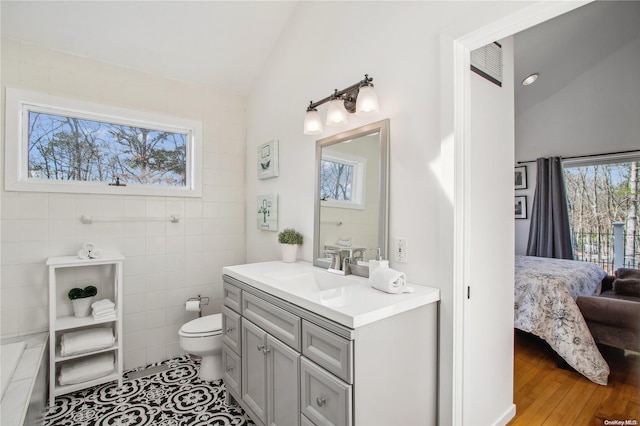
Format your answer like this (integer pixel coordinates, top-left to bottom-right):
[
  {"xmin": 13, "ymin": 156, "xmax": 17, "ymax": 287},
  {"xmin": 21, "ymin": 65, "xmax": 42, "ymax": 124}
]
[
  {"xmin": 5, "ymin": 88, "xmax": 202, "ymax": 197},
  {"xmin": 563, "ymin": 157, "xmax": 639, "ymax": 271}
]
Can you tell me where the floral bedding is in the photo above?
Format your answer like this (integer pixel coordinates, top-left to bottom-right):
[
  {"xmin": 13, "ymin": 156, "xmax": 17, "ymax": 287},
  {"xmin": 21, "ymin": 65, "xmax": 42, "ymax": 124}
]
[{"xmin": 514, "ymin": 255, "xmax": 609, "ymax": 385}]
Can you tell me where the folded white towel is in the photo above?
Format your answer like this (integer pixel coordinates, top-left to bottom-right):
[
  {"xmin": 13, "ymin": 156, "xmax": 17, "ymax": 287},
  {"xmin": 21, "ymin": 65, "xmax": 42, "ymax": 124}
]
[
  {"xmin": 369, "ymin": 266, "xmax": 414, "ymax": 294},
  {"xmin": 92, "ymin": 299, "xmax": 115, "ymax": 314},
  {"xmin": 77, "ymin": 249, "xmax": 90, "ymax": 260},
  {"xmin": 60, "ymin": 328, "xmax": 115, "ymax": 357},
  {"xmin": 59, "ymin": 353, "xmax": 114, "ymax": 385},
  {"xmin": 89, "ymin": 248, "xmax": 102, "ymax": 259},
  {"xmin": 83, "ymin": 242, "xmax": 96, "ymax": 252},
  {"xmin": 93, "ymin": 311, "xmax": 116, "ymax": 321}
]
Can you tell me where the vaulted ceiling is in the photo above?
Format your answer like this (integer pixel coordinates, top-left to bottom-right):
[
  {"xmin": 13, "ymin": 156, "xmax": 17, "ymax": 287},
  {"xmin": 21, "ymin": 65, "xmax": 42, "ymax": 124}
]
[{"xmin": 3, "ymin": 1, "xmax": 638, "ymax": 105}]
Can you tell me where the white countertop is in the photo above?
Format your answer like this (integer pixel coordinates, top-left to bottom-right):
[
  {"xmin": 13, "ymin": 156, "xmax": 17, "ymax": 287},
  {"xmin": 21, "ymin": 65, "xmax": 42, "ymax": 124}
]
[{"xmin": 223, "ymin": 261, "xmax": 440, "ymax": 329}]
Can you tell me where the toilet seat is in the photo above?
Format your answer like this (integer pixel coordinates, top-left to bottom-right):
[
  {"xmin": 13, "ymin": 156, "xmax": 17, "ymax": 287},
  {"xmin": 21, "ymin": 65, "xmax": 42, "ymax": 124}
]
[{"xmin": 179, "ymin": 313, "xmax": 223, "ymax": 338}]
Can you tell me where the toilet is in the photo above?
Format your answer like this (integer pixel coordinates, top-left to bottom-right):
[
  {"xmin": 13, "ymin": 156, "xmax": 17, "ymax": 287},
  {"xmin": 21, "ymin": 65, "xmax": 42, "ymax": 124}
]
[{"xmin": 179, "ymin": 313, "xmax": 223, "ymax": 381}]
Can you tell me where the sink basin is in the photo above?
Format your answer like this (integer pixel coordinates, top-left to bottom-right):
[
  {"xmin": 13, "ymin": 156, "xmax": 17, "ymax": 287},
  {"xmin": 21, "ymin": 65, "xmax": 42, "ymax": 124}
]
[
  {"xmin": 264, "ymin": 267, "xmax": 366, "ymax": 291},
  {"xmin": 311, "ymin": 269, "xmax": 366, "ymax": 290}
]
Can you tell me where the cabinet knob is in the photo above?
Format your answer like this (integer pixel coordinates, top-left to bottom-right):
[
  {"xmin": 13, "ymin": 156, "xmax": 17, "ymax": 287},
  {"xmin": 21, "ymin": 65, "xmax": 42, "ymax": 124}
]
[
  {"xmin": 226, "ymin": 366, "xmax": 234, "ymax": 372},
  {"xmin": 257, "ymin": 344, "xmax": 265, "ymax": 352},
  {"xmin": 226, "ymin": 327, "xmax": 234, "ymax": 333},
  {"xmin": 316, "ymin": 396, "xmax": 326, "ymax": 407},
  {"xmin": 263, "ymin": 346, "xmax": 271, "ymax": 354}
]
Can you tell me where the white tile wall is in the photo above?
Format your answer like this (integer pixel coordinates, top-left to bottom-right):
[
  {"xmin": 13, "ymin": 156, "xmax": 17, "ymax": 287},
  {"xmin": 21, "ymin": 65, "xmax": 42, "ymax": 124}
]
[{"xmin": 0, "ymin": 38, "xmax": 247, "ymax": 369}]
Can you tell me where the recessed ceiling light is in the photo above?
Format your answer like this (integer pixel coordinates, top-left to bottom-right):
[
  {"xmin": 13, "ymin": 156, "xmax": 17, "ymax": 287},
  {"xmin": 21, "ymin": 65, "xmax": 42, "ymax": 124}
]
[{"xmin": 522, "ymin": 73, "xmax": 539, "ymax": 86}]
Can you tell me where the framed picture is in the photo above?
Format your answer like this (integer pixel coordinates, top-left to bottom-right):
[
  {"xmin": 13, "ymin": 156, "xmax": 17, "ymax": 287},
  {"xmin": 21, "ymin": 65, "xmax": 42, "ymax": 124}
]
[
  {"xmin": 515, "ymin": 196, "xmax": 527, "ymax": 219},
  {"xmin": 515, "ymin": 166, "xmax": 527, "ymax": 189},
  {"xmin": 258, "ymin": 139, "xmax": 279, "ymax": 180},
  {"xmin": 257, "ymin": 194, "xmax": 278, "ymax": 231}
]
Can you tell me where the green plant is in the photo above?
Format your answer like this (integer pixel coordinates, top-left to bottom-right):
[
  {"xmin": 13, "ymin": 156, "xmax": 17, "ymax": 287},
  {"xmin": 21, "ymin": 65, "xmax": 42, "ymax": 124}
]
[
  {"xmin": 68, "ymin": 285, "xmax": 97, "ymax": 300},
  {"xmin": 278, "ymin": 228, "xmax": 303, "ymax": 245}
]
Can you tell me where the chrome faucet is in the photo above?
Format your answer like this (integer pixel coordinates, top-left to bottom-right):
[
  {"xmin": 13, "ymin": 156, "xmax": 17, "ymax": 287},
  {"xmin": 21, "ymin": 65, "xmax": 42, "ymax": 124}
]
[{"xmin": 324, "ymin": 249, "xmax": 351, "ymax": 275}]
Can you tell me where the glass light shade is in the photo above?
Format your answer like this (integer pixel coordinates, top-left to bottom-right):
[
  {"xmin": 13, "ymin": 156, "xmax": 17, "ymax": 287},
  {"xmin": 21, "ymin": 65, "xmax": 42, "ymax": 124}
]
[
  {"xmin": 326, "ymin": 99, "xmax": 348, "ymax": 127},
  {"xmin": 304, "ymin": 109, "xmax": 323, "ymax": 135},
  {"xmin": 355, "ymin": 85, "xmax": 379, "ymax": 117}
]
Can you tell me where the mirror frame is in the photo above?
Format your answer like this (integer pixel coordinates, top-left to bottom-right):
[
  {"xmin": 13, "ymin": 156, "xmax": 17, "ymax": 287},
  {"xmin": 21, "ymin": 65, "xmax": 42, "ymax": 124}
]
[{"xmin": 313, "ymin": 119, "xmax": 390, "ymax": 271}]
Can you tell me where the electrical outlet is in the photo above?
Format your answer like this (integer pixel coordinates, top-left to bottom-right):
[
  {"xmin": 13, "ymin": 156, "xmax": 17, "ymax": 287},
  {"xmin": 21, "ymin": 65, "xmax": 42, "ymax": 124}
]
[{"xmin": 394, "ymin": 238, "xmax": 407, "ymax": 263}]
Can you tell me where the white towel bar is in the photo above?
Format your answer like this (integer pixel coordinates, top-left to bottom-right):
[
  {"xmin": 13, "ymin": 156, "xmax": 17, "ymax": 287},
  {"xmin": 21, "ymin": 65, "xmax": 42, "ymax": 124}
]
[{"xmin": 80, "ymin": 214, "xmax": 180, "ymax": 224}]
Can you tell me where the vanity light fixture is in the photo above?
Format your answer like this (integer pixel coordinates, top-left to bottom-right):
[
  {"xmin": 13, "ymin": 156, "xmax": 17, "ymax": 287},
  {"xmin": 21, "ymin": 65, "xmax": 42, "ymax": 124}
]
[
  {"xmin": 304, "ymin": 74, "xmax": 379, "ymax": 135},
  {"xmin": 522, "ymin": 73, "xmax": 539, "ymax": 86}
]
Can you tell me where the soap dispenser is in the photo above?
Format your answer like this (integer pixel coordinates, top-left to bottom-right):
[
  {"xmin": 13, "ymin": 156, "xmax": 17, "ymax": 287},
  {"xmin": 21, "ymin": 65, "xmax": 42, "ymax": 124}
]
[{"xmin": 369, "ymin": 248, "xmax": 389, "ymax": 275}]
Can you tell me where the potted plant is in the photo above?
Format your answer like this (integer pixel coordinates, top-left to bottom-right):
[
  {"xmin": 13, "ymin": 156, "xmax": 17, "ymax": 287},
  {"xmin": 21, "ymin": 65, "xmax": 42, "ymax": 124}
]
[
  {"xmin": 278, "ymin": 228, "xmax": 303, "ymax": 263},
  {"xmin": 68, "ymin": 285, "xmax": 97, "ymax": 318}
]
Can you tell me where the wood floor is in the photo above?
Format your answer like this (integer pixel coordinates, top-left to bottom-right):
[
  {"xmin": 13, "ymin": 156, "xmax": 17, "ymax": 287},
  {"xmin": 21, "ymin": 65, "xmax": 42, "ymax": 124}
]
[{"xmin": 509, "ymin": 331, "xmax": 640, "ymax": 426}]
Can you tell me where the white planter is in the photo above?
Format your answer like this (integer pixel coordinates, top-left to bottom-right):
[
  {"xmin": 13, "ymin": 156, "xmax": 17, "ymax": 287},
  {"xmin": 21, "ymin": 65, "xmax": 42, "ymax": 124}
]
[
  {"xmin": 72, "ymin": 297, "xmax": 93, "ymax": 318},
  {"xmin": 281, "ymin": 244, "xmax": 299, "ymax": 263}
]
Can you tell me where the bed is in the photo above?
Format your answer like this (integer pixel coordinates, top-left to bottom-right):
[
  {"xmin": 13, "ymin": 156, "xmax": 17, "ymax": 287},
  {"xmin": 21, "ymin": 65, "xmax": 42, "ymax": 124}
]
[{"xmin": 514, "ymin": 255, "xmax": 609, "ymax": 385}]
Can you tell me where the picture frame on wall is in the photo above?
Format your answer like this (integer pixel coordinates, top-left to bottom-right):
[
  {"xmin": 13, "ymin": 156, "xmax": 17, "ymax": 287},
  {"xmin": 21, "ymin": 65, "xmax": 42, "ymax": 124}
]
[
  {"xmin": 515, "ymin": 196, "xmax": 527, "ymax": 219},
  {"xmin": 515, "ymin": 166, "xmax": 527, "ymax": 189},
  {"xmin": 257, "ymin": 139, "xmax": 279, "ymax": 180},
  {"xmin": 257, "ymin": 194, "xmax": 278, "ymax": 231}
]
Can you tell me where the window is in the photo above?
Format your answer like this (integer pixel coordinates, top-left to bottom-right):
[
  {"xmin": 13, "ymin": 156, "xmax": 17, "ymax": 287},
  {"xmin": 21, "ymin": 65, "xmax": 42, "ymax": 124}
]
[
  {"xmin": 320, "ymin": 152, "xmax": 366, "ymax": 209},
  {"xmin": 5, "ymin": 88, "xmax": 202, "ymax": 197},
  {"xmin": 563, "ymin": 156, "xmax": 639, "ymax": 271}
]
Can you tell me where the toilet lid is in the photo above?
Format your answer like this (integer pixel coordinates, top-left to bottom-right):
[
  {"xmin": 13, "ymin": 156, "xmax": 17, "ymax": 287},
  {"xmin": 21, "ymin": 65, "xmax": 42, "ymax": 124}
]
[{"xmin": 180, "ymin": 313, "xmax": 222, "ymax": 334}]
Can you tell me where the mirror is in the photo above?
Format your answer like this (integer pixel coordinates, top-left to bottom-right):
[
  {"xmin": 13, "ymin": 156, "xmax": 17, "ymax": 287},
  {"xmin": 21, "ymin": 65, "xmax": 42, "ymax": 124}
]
[{"xmin": 313, "ymin": 119, "xmax": 389, "ymax": 276}]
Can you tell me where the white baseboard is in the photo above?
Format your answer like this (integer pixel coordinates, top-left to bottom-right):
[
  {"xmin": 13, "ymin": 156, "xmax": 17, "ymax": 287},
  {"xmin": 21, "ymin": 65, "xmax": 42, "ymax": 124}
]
[{"xmin": 493, "ymin": 403, "xmax": 517, "ymax": 426}]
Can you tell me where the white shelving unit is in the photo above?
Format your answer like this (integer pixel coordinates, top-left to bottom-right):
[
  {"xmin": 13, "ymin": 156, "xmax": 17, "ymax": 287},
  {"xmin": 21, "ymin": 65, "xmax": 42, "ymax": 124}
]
[{"xmin": 47, "ymin": 253, "xmax": 124, "ymax": 406}]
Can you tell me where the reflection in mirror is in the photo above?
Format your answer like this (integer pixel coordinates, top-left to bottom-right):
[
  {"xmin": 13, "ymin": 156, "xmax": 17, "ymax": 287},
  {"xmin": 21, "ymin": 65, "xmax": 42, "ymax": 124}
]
[{"xmin": 313, "ymin": 119, "xmax": 389, "ymax": 276}]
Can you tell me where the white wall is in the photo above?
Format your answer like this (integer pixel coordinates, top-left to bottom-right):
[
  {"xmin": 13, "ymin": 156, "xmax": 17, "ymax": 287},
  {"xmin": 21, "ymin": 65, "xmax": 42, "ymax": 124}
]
[
  {"xmin": 245, "ymin": 2, "xmax": 534, "ymax": 424},
  {"xmin": 514, "ymin": 34, "xmax": 640, "ymax": 253},
  {"xmin": 0, "ymin": 39, "xmax": 247, "ymax": 369}
]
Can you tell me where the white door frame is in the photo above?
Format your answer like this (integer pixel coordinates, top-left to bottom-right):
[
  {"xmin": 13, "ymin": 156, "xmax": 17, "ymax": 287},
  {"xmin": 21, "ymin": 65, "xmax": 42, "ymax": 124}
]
[{"xmin": 447, "ymin": 1, "xmax": 592, "ymax": 424}]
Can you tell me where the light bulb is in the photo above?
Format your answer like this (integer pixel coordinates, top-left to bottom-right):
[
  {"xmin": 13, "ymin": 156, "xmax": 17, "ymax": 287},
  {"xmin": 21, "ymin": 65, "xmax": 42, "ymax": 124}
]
[
  {"xmin": 326, "ymin": 98, "xmax": 348, "ymax": 127},
  {"xmin": 356, "ymin": 85, "xmax": 379, "ymax": 116},
  {"xmin": 304, "ymin": 109, "xmax": 323, "ymax": 135}
]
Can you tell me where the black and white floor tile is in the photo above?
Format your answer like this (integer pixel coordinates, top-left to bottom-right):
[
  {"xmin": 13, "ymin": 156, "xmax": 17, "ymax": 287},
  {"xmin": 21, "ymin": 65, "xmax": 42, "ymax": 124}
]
[{"xmin": 44, "ymin": 356, "xmax": 254, "ymax": 426}]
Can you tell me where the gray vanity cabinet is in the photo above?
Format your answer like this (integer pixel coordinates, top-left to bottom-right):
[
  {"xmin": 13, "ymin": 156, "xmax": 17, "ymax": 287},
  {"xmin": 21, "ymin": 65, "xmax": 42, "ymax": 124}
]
[{"xmin": 222, "ymin": 273, "xmax": 438, "ymax": 426}]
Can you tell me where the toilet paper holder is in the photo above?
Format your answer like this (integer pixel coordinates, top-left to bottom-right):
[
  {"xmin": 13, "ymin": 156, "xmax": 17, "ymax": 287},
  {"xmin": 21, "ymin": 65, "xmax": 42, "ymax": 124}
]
[{"xmin": 187, "ymin": 294, "xmax": 210, "ymax": 317}]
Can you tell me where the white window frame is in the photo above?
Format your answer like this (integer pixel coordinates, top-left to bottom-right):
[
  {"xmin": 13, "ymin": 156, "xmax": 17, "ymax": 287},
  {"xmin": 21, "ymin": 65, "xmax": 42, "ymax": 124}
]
[
  {"xmin": 4, "ymin": 87, "xmax": 202, "ymax": 197},
  {"xmin": 320, "ymin": 152, "xmax": 366, "ymax": 210}
]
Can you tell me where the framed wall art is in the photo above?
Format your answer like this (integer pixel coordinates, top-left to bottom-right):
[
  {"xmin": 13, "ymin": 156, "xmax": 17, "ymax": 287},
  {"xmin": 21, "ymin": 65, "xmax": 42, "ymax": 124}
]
[
  {"xmin": 515, "ymin": 196, "xmax": 527, "ymax": 219},
  {"xmin": 257, "ymin": 194, "xmax": 278, "ymax": 231},
  {"xmin": 258, "ymin": 139, "xmax": 279, "ymax": 180},
  {"xmin": 515, "ymin": 166, "xmax": 527, "ymax": 189}
]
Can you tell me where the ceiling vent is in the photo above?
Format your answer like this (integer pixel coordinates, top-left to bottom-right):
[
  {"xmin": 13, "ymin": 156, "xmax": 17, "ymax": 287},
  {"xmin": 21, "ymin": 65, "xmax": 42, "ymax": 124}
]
[{"xmin": 471, "ymin": 42, "xmax": 502, "ymax": 87}]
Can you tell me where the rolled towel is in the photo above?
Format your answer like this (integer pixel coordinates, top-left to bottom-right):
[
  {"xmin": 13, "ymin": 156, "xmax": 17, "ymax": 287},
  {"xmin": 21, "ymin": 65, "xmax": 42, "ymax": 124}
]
[
  {"xmin": 92, "ymin": 299, "xmax": 115, "ymax": 314},
  {"xmin": 77, "ymin": 249, "xmax": 90, "ymax": 260},
  {"xmin": 59, "ymin": 353, "xmax": 114, "ymax": 385},
  {"xmin": 89, "ymin": 248, "xmax": 102, "ymax": 259},
  {"xmin": 83, "ymin": 242, "xmax": 96, "ymax": 252},
  {"xmin": 60, "ymin": 328, "xmax": 115, "ymax": 357},
  {"xmin": 369, "ymin": 266, "xmax": 414, "ymax": 294}
]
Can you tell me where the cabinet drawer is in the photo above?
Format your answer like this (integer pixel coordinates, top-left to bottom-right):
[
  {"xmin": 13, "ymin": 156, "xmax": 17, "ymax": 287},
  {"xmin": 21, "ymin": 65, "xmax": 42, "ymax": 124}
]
[
  {"xmin": 222, "ymin": 345, "xmax": 241, "ymax": 396},
  {"xmin": 223, "ymin": 281, "xmax": 242, "ymax": 313},
  {"xmin": 222, "ymin": 305, "xmax": 241, "ymax": 355},
  {"xmin": 301, "ymin": 358, "xmax": 352, "ymax": 426},
  {"xmin": 302, "ymin": 320, "xmax": 352, "ymax": 384},
  {"xmin": 301, "ymin": 414, "xmax": 315, "ymax": 426},
  {"xmin": 242, "ymin": 291, "xmax": 301, "ymax": 351}
]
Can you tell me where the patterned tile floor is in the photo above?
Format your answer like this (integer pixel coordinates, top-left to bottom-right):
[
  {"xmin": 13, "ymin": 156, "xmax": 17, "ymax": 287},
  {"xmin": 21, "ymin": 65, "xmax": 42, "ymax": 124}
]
[{"xmin": 44, "ymin": 356, "xmax": 255, "ymax": 426}]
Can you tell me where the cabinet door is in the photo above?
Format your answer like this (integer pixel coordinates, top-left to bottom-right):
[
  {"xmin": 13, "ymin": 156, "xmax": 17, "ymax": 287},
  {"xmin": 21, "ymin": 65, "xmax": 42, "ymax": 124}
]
[
  {"xmin": 222, "ymin": 345, "xmax": 241, "ymax": 396},
  {"xmin": 242, "ymin": 319, "xmax": 268, "ymax": 425},
  {"xmin": 267, "ymin": 335, "xmax": 300, "ymax": 426}
]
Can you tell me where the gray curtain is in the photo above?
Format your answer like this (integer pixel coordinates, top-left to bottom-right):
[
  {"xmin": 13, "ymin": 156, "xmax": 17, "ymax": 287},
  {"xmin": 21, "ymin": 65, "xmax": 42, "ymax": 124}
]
[{"xmin": 526, "ymin": 157, "xmax": 574, "ymax": 259}]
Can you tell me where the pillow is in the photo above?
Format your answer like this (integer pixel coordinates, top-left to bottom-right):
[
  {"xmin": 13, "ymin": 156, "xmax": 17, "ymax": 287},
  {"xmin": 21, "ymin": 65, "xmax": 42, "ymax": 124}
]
[
  {"xmin": 615, "ymin": 268, "xmax": 640, "ymax": 280},
  {"xmin": 613, "ymin": 278, "xmax": 640, "ymax": 296}
]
